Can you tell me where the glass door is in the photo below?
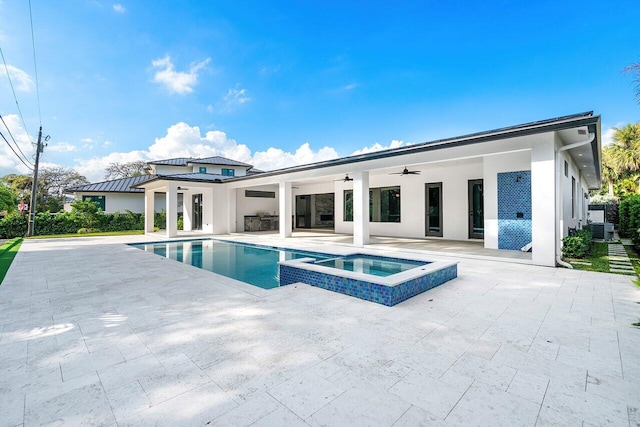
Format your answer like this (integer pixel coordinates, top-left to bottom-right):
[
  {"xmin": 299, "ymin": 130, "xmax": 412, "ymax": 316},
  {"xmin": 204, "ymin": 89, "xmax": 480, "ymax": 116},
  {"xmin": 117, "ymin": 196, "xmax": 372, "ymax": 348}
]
[
  {"xmin": 425, "ymin": 182, "xmax": 443, "ymax": 237},
  {"xmin": 192, "ymin": 194, "xmax": 202, "ymax": 230},
  {"xmin": 468, "ymin": 179, "xmax": 484, "ymax": 239},
  {"xmin": 295, "ymin": 195, "xmax": 311, "ymax": 228}
]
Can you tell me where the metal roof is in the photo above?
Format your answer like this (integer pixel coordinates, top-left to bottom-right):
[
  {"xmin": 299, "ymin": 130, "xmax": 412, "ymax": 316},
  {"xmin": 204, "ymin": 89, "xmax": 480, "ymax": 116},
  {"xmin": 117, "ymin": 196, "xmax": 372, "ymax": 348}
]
[
  {"xmin": 147, "ymin": 156, "xmax": 252, "ymax": 167},
  {"xmin": 133, "ymin": 173, "xmax": 236, "ymax": 187},
  {"xmin": 229, "ymin": 111, "xmax": 601, "ymax": 183},
  {"xmin": 65, "ymin": 175, "xmax": 153, "ymax": 193}
]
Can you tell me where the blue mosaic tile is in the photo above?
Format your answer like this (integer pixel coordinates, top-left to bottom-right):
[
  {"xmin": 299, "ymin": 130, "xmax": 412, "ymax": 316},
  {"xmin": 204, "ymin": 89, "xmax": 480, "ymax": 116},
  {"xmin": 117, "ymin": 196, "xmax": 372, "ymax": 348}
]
[
  {"xmin": 280, "ymin": 263, "xmax": 457, "ymax": 307},
  {"xmin": 498, "ymin": 170, "xmax": 532, "ymax": 250}
]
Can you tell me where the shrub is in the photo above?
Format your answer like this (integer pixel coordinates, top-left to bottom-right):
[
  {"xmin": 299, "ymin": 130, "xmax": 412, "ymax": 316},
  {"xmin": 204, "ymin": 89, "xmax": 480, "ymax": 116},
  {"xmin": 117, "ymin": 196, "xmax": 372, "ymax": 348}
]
[
  {"xmin": 562, "ymin": 227, "xmax": 592, "ymax": 259},
  {"xmin": 562, "ymin": 236, "xmax": 589, "ymax": 258},
  {"xmin": 177, "ymin": 216, "xmax": 184, "ymax": 231},
  {"xmin": 619, "ymin": 195, "xmax": 640, "ymax": 237}
]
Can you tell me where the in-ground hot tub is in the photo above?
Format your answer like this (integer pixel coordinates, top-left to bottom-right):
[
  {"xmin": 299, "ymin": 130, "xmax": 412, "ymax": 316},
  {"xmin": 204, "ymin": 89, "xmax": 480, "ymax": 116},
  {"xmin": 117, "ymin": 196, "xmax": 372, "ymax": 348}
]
[{"xmin": 279, "ymin": 253, "xmax": 457, "ymax": 306}]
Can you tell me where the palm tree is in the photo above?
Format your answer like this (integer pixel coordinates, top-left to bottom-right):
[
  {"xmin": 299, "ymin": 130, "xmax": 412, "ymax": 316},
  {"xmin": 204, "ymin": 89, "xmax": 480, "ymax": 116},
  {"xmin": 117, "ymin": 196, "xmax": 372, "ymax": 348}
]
[
  {"xmin": 625, "ymin": 62, "xmax": 640, "ymax": 103},
  {"xmin": 601, "ymin": 148, "xmax": 619, "ymax": 195},
  {"xmin": 605, "ymin": 123, "xmax": 640, "ymax": 195}
]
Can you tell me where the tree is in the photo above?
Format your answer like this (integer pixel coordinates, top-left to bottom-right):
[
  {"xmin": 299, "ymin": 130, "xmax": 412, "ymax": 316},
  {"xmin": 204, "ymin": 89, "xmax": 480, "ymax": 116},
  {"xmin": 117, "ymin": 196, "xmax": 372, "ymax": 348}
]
[
  {"xmin": 0, "ymin": 167, "xmax": 89, "ymax": 213},
  {"xmin": 0, "ymin": 184, "xmax": 17, "ymax": 213},
  {"xmin": 104, "ymin": 161, "xmax": 150, "ymax": 180},
  {"xmin": 624, "ymin": 62, "xmax": 640, "ymax": 104},
  {"xmin": 601, "ymin": 123, "xmax": 640, "ymax": 196}
]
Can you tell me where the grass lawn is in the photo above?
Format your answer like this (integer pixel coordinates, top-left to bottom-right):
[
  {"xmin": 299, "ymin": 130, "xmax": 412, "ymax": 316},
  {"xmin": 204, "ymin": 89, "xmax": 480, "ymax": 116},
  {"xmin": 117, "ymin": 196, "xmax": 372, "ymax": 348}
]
[
  {"xmin": 567, "ymin": 241, "xmax": 610, "ymax": 273},
  {"xmin": 26, "ymin": 230, "xmax": 145, "ymax": 239},
  {"xmin": 0, "ymin": 238, "xmax": 23, "ymax": 284}
]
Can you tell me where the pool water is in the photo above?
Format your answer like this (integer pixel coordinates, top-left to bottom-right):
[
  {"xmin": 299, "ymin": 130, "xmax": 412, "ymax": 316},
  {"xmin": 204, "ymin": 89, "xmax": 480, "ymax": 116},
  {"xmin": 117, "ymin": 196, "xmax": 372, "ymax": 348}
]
[
  {"xmin": 129, "ymin": 239, "xmax": 331, "ymax": 289},
  {"xmin": 314, "ymin": 255, "xmax": 427, "ymax": 277}
]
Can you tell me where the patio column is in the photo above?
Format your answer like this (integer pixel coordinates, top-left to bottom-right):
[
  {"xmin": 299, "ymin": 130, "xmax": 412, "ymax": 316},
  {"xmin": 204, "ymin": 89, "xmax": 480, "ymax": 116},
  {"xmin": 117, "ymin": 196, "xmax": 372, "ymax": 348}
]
[
  {"xmin": 531, "ymin": 138, "xmax": 556, "ymax": 266},
  {"xmin": 144, "ymin": 190, "xmax": 155, "ymax": 234},
  {"xmin": 353, "ymin": 171, "xmax": 370, "ymax": 246},
  {"xmin": 279, "ymin": 181, "xmax": 292, "ymax": 238},
  {"xmin": 166, "ymin": 182, "xmax": 178, "ymax": 238},
  {"xmin": 182, "ymin": 191, "xmax": 192, "ymax": 231}
]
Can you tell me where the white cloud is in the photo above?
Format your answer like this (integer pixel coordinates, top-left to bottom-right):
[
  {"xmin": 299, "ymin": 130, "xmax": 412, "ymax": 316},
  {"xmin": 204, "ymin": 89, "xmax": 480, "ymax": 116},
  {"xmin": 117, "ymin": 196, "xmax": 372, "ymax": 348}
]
[
  {"xmin": 219, "ymin": 86, "xmax": 250, "ymax": 112},
  {"xmin": 0, "ymin": 114, "xmax": 34, "ymax": 175},
  {"xmin": 48, "ymin": 142, "xmax": 77, "ymax": 152},
  {"xmin": 602, "ymin": 123, "xmax": 624, "ymax": 147},
  {"xmin": 342, "ymin": 83, "xmax": 359, "ymax": 91},
  {"xmin": 151, "ymin": 55, "xmax": 210, "ymax": 95},
  {"xmin": 351, "ymin": 139, "xmax": 408, "ymax": 156},
  {"xmin": 251, "ymin": 143, "xmax": 339, "ymax": 171},
  {"xmin": 71, "ymin": 121, "xmax": 339, "ymax": 181},
  {"xmin": 3, "ymin": 65, "xmax": 35, "ymax": 92},
  {"xmin": 113, "ymin": 3, "xmax": 126, "ymax": 13}
]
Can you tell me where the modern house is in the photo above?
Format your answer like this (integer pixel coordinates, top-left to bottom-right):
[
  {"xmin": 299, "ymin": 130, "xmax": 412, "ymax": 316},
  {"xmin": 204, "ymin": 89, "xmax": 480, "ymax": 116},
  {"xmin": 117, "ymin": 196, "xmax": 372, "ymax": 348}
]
[
  {"xmin": 71, "ymin": 112, "xmax": 602, "ymax": 267},
  {"xmin": 66, "ymin": 156, "xmax": 257, "ymax": 213}
]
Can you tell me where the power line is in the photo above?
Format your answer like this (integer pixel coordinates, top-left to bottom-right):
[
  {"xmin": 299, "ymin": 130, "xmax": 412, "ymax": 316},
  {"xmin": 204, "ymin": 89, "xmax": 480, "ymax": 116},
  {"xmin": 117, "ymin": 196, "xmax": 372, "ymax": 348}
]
[
  {"xmin": 0, "ymin": 129, "xmax": 33, "ymax": 171},
  {"xmin": 0, "ymin": 46, "xmax": 33, "ymax": 140},
  {"xmin": 0, "ymin": 113, "xmax": 34, "ymax": 168},
  {"xmin": 28, "ymin": 0, "xmax": 42, "ymax": 126}
]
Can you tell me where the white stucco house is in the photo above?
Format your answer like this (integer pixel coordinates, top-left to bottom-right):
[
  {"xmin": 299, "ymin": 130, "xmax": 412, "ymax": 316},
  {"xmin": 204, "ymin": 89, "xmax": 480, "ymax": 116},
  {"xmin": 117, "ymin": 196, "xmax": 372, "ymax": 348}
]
[
  {"xmin": 70, "ymin": 112, "xmax": 602, "ymax": 267},
  {"xmin": 66, "ymin": 156, "xmax": 259, "ymax": 213}
]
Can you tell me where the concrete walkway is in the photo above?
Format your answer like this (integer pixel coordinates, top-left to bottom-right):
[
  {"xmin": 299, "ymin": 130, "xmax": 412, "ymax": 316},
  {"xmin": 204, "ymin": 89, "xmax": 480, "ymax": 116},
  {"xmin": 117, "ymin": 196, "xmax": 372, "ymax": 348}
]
[{"xmin": 1, "ymin": 235, "xmax": 639, "ymax": 426}]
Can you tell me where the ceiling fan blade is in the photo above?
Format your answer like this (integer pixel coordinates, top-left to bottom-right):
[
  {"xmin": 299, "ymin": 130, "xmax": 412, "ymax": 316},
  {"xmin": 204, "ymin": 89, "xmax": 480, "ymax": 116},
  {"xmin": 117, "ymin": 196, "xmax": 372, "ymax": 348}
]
[{"xmin": 406, "ymin": 171, "xmax": 421, "ymax": 174}]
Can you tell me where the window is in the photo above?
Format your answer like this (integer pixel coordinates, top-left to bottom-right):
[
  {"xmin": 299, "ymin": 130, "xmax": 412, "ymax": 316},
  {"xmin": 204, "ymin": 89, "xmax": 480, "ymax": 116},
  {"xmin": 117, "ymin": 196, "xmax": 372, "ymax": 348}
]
[
  {"xmin": 564, "ymin": 161, "xmax": 568, "ymax": 177},
  {"xmin": 571, "ymin": 176, "xmax": 576, "ymax": 218},
  {"xmin": 344, "ymin": 190, "xmax": 353, "ymax": 221},
  {"xmin": 199, "ymin": 167, "xmax": 207, "ymax": 173},
  {"xmin": 82, "ymin": 195, "xmax": 105, "ymax": 211},
  {"xmin": 222, "ymin": 168, "xmax": 235, "ymax": 176},
  {"xmin": 245, "ymin": 190, "xmax": 275, "ymax": 198},
  {"xmin": 343, "ymin": 186, "xmax": 401, "ymax": 223}
]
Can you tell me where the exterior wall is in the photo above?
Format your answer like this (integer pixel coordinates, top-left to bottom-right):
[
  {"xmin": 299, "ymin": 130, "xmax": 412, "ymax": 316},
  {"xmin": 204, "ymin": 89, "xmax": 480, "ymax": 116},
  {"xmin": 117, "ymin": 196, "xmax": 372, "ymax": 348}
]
[
  {"xmin": 74, "ymin": 192, "xmax": 166, "ymax": 213},
  {"xmin": 190, "ymin": 165, "xmax": 247, "ymax": 176},
  {"xmin": 497, "ymin": 170, "xmax": 531, "ymax": 250},
  {"xmin": 234, "ymin": 185, "xmax": 279, "ymax": 232},
  {"xmin": 483, "ymin": 151, "xmax": 531, "ymax": 249},
  {"xmin": 334, "ymin": 160, "xmax": 484, "ymax": 240},
  {"xmin": 557, "ymin": 139, "xmax": 590, "ymax": 238},
  {"xmin": 152, "ymin": 165, "xmax": 190, "ymax": 175}
]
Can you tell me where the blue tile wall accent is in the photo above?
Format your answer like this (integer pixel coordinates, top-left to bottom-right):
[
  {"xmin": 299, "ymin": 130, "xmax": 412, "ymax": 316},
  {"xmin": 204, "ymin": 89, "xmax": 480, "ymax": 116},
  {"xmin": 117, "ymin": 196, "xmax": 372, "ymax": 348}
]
[
  {"xmin": 280, "ymin": 263, "xmax": 457, "ymax": 307},
  {"xmin": 497, "ymin": 170, "xmax": 532, "ymax": 250}
]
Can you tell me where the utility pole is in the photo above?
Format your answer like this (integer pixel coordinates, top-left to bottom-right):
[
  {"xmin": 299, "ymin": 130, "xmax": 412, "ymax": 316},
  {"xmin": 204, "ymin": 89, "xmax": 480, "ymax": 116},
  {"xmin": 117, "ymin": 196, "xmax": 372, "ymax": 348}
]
[{"xmin": 27, "ymin": 126, "xmax": 43, "ymax": 237}]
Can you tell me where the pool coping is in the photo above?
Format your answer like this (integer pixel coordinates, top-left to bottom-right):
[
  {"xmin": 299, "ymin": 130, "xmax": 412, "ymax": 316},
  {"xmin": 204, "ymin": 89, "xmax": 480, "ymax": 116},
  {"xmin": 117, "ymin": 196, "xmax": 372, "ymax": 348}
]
[{"xmin": 278, "ymin": 255, "xmax": 458, "ymax": 287}]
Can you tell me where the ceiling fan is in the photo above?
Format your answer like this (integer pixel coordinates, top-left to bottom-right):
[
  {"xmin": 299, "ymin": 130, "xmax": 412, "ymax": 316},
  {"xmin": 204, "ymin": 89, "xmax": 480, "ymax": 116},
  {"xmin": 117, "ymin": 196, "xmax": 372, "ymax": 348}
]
[
  {"xmin": 390, "ymin": 167, "xmax": 420, "ymax": 176},
  {"xmin": 335, "ymin": 174, "xmax": 353, "ymax": 182}
]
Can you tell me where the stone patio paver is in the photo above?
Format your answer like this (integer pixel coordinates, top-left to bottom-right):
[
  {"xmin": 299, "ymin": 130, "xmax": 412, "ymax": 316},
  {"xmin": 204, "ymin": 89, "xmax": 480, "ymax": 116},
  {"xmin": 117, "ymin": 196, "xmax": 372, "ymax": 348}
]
[{"xmin": 0, "ymin": 234, "xmax": 639, "ymax": 426}]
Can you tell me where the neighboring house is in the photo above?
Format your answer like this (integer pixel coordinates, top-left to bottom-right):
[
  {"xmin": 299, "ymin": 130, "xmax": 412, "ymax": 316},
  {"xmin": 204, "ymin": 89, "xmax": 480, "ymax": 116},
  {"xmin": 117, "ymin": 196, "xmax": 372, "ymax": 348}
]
[
  {"xmin": 65, "ymin": 156, "xmax": 256, "ymax": 213},
  {"xmin": 129, "ymin": 111, "xmax": 601, "ymax": 268}
]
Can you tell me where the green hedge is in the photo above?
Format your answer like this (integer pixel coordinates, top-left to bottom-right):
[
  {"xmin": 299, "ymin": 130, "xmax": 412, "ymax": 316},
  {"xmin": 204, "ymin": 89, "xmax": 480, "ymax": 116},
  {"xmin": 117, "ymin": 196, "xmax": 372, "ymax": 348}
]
[
  {"xmin": 0, "ymin": 210, "xmax": 160, "ymax": 238},
  {"xmin": 619, "ymin": 195, "xmax": 640, "ymax": 249},
  {"xmin": 562, "ymin": 228, "xmax": 593, "ymax": 259}
]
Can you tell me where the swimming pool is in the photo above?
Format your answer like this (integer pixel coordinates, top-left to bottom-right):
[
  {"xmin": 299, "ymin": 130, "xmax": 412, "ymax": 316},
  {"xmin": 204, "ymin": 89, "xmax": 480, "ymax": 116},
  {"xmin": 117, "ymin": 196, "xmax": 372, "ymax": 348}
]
[
  {"xmin": 130, "ymin": 239, "xmax": 458, "ymax": 306},
  {"xmin": 314, "ymin": 255, "xmax": 426, "ymax": 277},
  {"xmin": 129, "ymin": 239, "xmax": 332, "ymax": 289}
]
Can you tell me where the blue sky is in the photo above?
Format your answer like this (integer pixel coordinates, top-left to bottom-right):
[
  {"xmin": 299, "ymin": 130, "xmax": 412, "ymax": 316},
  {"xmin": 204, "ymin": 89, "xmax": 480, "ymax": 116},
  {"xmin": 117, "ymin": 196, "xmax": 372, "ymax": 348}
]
[{"xmin": 1, "ymin": 0, "xmax": 639, "ymax": 181}]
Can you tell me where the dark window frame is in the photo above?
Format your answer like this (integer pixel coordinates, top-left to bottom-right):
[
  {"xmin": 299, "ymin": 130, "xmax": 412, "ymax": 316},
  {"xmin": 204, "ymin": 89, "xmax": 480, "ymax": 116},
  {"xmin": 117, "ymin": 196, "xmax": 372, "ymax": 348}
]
[
  {"xmin": 343, "ymin": 186, "xmax": 401, "ymax": 223},
  {"xmin": 222, "ymin": 168, "xmax": 235, "ymax": 176}
]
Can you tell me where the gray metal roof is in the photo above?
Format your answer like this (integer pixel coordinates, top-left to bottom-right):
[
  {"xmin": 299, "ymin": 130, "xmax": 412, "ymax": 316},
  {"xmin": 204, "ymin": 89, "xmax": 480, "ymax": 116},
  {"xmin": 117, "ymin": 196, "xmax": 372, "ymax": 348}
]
[
  {"xmin": 132, "ymin": 173, "xmax": 236, "ymax": 187},
  {"xmin": 229, "ymin": 111, "xmax": 601, "ymax": 183},
  {"xmin": 66, "ymin": 175, "xmax": 153, "ymax": 193},
  {"xmin": 147, "ymin": 156, "xmax": 252, "ymax": 167}
]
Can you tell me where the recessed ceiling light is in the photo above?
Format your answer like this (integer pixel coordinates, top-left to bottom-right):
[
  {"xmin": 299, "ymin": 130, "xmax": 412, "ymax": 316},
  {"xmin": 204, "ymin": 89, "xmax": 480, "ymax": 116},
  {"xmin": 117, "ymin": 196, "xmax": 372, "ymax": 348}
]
[{"xmin": 578, "ymin": 153, "xmax": 583, "ymax": 156}]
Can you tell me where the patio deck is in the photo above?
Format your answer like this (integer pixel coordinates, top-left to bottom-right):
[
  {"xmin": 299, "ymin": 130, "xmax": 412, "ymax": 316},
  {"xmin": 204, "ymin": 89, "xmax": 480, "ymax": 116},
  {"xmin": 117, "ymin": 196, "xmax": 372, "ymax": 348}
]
[{"xmin": 0, "ymin": 235, "xmax": 639, "ymax": 426}]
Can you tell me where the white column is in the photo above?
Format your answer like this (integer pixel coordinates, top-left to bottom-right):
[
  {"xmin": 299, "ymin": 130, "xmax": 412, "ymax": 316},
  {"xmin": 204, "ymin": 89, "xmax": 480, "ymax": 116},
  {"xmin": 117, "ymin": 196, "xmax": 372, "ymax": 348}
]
[
  {"xmin": 279, "ymin": 181, "xmax": 292, "ymax": 238},
  {"xmin": 182, "ymin": 191, "xmax": 192, "ymax": 231},
  {"xmin": 144, "ymin": 190, "xmax": 155, "ymax": 234},
  {"xmin": 353, "ymin": 171, "xmax": 370, "ymax": 246},
  {"xmin": 166, "ymin": 183, "xmax": 178, "ymax": 238},
  {"xmin": 229, "ymin": 188, "xmax": 237, "ymax": 232},
  {"xmin": 531, "ymin": 138, "xmax": 556, "ymax": 267}
]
